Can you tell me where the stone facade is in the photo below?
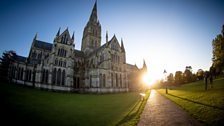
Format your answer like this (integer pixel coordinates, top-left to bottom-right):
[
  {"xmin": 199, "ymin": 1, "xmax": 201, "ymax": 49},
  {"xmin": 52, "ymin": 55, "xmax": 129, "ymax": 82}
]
[{"xmin": 8, "ymin": 2, "xmax": 145, "ymax": 93}]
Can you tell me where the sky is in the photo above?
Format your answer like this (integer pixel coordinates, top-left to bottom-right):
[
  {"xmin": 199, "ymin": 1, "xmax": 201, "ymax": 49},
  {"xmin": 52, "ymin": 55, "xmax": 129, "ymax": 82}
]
[{"xmin": 0, "ymin": 0, "xmax": 224, "ymax": 81}]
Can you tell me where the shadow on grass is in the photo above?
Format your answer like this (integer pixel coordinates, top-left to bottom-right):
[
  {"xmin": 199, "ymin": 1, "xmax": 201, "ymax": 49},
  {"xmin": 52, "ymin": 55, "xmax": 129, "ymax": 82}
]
[
  {"xmin": 168, "ymin": 93, "xmax": 224, "ymax": 111},
  {"xmin": 116, "ymin": 100, "xmax": 143, "ymax": 125},
  {"xmin": 116, "ymin": 91, "xmax": 150, "ymax": 126}
]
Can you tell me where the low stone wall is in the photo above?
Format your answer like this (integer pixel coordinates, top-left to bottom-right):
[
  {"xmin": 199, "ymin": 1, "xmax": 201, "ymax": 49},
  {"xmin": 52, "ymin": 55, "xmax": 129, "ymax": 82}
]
[
  {"xmin": 81, "ymin": 87, "xmax": 129, "ymax": 93},
  {"xmin": 12, "ymin": 79, "xmax": 33, "ymax": 86},
  {"xmin": 35, "ymin": 83, "xmax": 73, "ymax": 92}
]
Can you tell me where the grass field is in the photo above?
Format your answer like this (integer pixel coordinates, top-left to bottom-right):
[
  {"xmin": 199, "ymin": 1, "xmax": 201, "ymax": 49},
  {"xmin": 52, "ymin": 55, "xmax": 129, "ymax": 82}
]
[
  {"xmin": 157, "ymin": 78, "xmax": 224, "ymax": 125},
  {"xmin": 0, "ymin": 83, "xmax": 149, "ymax": 126}
]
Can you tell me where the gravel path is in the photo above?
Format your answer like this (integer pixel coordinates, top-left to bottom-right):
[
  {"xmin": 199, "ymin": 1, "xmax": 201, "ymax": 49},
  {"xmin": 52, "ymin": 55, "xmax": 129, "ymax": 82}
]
[{"xmin": 138, "ymin": 90, "xmax": 202, "ymax": 126}]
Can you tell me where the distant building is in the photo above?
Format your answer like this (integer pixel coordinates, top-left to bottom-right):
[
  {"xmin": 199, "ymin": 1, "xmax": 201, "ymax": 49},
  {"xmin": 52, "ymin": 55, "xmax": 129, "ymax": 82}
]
[{"xmin": 8, "ymin": 1, "xmax": 147, "ymax": 93}]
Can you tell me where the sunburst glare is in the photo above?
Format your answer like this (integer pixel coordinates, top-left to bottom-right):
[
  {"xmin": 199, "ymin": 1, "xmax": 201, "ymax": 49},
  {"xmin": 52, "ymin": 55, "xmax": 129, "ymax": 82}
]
[{"xmin": 143, "ymin": 72, "xmax": 155, "ymax": 86}]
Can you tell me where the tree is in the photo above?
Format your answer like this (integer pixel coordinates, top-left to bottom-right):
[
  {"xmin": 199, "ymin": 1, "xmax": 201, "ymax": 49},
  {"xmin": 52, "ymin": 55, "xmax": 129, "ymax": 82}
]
[
  {"xmin": 212, "ymin": 25, "xmax": 224, "ymax": 75},
  {"xmin": 0, "ymin": 50, "xmax": 16, "ymax": 82},
  {"xmin": 167, "ymin": 73, "xmax": 174, "ymax": 84},
  {"xmin": 209, "ymin": 66, "xmax": 216, "ymax": 78},
  {"xmin": 192, "ymin": 73, "xmax": 197, "ymax": 82},
  {"xmin": 175, "ymin": 71, "xmax": 183, "ymax": 84},
  {"xmin": 196, "ymin": 69, "xmax": 204, "ymax": 80},
  {"xmin": 183, "ymin": 66, "xmax": 193, "ymax": 83}
]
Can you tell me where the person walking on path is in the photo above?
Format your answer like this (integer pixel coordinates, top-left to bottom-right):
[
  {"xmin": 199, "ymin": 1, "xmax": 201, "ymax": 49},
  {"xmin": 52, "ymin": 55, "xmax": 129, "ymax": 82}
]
[{"xmin": 138, "ymin": 90, "xmax": 202, "ymax": 126}]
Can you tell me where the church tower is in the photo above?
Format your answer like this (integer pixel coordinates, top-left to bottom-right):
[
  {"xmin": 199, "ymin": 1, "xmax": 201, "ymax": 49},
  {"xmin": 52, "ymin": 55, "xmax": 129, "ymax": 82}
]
[{"xmin": 81, "ymin": 1, "xmax": 101, "ymax": 55}]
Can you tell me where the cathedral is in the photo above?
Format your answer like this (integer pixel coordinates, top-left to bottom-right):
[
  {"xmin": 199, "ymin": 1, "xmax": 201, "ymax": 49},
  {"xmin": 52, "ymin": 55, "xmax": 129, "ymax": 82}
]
[{"xmin": 8, "ymin": 2, "xmax": 147, "ymax": 93}]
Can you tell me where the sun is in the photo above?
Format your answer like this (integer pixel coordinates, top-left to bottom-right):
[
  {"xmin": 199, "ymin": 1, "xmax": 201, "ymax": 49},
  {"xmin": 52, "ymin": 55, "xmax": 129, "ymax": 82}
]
[
  {"xmin": 143, "ymin": 72, "xmax": 155, "ymax": 86},
  {"xmin": 142, "ymin": 70, "xmax": 162, "ymax": 86}
]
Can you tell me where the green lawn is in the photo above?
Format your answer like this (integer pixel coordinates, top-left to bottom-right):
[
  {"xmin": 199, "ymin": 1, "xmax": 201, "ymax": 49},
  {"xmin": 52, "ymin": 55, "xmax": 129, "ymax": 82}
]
[
  {"xmin": 157, "ymin": 78, "xmax": 224, "ymax": 125},
  {"xmin": 1, "ymin": 83, "xmax": 149, "ymax": 126}
]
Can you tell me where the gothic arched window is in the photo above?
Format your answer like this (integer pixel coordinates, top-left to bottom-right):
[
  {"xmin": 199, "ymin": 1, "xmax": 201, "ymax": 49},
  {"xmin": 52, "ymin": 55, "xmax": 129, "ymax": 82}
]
[
  {"xmin": 111, "ymin": 73, "xmax": 114, "ymax": 87},
  {"xmin": 13, "ymin": 66, "xmax": 16, "ymax": 78},
  {"xmin": 38, "ymin": 53, "xmax": 42, "ymax": 59},
  {"xmin": 42, "ymin": 69, "xmax": 45, "ymax": 83},
  {"xmin": 90, "ymin": 75, "xmax": 92, "ymax": 87},
  {"xmin": 116, "ymin": 73, "xmax": 118, "ymax": 87},
  {"xmin": 11, "ymin": 66, "xmax": 14, "ymax": 78},
  {"xmin": 58, "ymin": 61, "xmax": 61, "ymax": 66},
  {"xmin": 99, "ymin": 74, "xmax": 102, "ymax": 87},
  {"xmin": 45, "ymin": 70, "xmax": 48, "ymax": 84},
  {"xmin": 58, "ymin": 49, "xmax": 60, "ymax": 56},
  {"xmin": 62, "ymin": 70, "xmax": 65, "ymax": 86},
  {"xmin": 32, "ymin": 51, "xmax": 37, "ymax": 59},
  {"xmin": 103, "ymin": 74, "xmax": 106, "ymax": 87},
  {"xmin": 64, "ymin": 50, "xmax": 67, "ymax": 57},
  {"xmin": 95, "ymin": 41, "xmax": 97, "ymax": 47},
  {"xmin": 29, "ymin": 70, "xmax": 32, "ymax": 82},
  {"xmin": 77, "ymin": 77, "xmax": 80, "ymax": 88},
  {"xmin": 25, "ymin": 70, "xmax": 28, "ymax": 81},
  {"xmin": 63, "ymin": 61, "xmax": 66, "ymax": 67},
  {"xmin": 62, "ymin": 49, "xmax": 64, "ymax": 56},
  {"xmin": 91, "ymin": 40, "xmax": 94, "ymax": 47},
  {"xmin": 52, "ymin": 68, "xmax": 56, "ymax": 85},
  {"xmin": 65, "ymin": 38, "xmax": 68, "ymax": 44},
  {"xmin": 57, "ymin": 69, "xmax": 61, "ymax": 85},
  {"xmin": 17, "ymin": 67, "xmax": 20, "ymax": 80},
  {"xmin": 20, "ymin": 68, "xmax": 24, "ymax": 80},
  {"xmin": 61, "ymin": 36, "xmax": 64, "ymax": 43},
  {"xmin": 120, "ymin": 74, "xmax": 122, "ymax": 87},
  {"xmin": 74, "ymin": 77, "xmax": 77, "ymax": 88},
  {"xmin": 60, "ymin": 49, "xmax": 63, "ymax": 57},
  {"xmin": 55, "ymin": 58, "xmax": 58, "ymax": 65}
]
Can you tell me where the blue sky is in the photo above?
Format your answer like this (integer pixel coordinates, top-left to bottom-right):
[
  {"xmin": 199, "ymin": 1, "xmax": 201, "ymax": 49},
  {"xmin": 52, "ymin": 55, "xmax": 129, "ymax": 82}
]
[{"xmin": 0, "ymin": 0, "xmax": 223, "ymax": 80}]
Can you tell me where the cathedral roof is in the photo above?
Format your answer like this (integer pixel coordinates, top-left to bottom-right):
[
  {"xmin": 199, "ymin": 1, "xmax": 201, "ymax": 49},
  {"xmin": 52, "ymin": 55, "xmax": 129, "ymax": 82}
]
[
  {"xmin": 87, "ymin": 42, "xmax": 109, "ymax": 58},
  {"xmin": 16, "ymin": 55, "xmax": 27, "ymax": 62},
  {"xmin": 126, "ymin": 63, "xmax": 139, "ymax": 70},
  {"xmin": 74, "ymin": 49, "xmax": 84, "ymax": 57},
  {"xmin": 34, "ymin": 40, "xmax": 52, "ymax": 51},
  {"xmin": 87, "ymin": 35, "xmax": 121, "ymax": 58}
]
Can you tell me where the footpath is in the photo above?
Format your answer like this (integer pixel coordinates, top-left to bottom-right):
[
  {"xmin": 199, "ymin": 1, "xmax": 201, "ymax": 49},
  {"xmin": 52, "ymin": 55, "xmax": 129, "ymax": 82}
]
[{"xmin": 138, "ymin": 90, "xmax": 202, "ymax": 126}]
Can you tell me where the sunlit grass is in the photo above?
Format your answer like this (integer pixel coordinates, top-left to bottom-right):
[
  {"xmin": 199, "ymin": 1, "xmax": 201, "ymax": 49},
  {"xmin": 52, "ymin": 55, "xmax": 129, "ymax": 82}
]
[
  {"xmin": 1, "ymin": 83, "xmax": 145, "ymax": 126},
  {"xmin": 157, "ymin": 78, "xmax": 224, "ymax": 125},
  {"xmin": 116, "ymin": 90, "xmax": 150, "ymax": 126}
]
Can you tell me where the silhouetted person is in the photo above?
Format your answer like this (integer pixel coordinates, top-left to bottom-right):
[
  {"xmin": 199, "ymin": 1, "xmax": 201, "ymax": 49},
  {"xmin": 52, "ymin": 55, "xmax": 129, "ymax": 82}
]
[{"xmin": 204, "ymin": 71, "xmax": 209, "ymax": 90}]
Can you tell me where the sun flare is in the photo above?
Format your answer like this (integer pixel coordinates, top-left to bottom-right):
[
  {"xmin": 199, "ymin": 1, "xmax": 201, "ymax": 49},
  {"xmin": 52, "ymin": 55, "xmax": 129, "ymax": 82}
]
[
  {"xmin": 143, "ymin": 73, "xmax": 154, "ymax": 86},
  {"xmin": 143, "ymin": 71, "xmax": 162, "ymax": 86}
]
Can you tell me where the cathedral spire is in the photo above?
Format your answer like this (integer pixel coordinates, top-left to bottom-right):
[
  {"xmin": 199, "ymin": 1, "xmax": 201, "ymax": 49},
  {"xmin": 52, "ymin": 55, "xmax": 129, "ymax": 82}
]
[
  {"xmin": 106, "ymin": 31, "xmax": 108, "ymax": 43},
  {"xmin": 81, "ymin": 0, "xmax": 101, "ymax": 54},
  {"xmin": 121, "ymin": 38, "xmax": 125, "ymax": 52},
  {"xmin": 65, "ymin": 27, "xmax": 69, "ymax": 32},
  {"xmin": 142, "ymin": 59, "xmax": 147, "ymax": 71},
  {"xmin": 56, "ymin": 27, "xmax": 60, "ymax": 36},
  {"xmin": 33, "ymin": 33, "xmax": 38, "ymax": 40},
  {"xmin": 72, "ymin": 31, "xmax": 74, "ymax": 40},
  {"xmin": 89, "ymin": 0, "xmax": 98, "ymax": 23}
]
